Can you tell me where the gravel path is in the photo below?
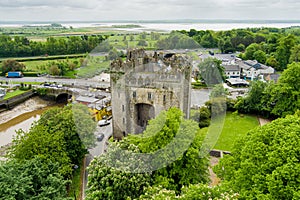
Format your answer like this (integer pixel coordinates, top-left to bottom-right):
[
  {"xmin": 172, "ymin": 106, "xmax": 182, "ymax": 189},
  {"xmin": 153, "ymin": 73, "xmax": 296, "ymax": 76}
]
[
  {"xmin": 258, "ymin": 117, "xmax": 271, "ymax": 126},
  {"xmin": 209, "ymin": 156, "xmax": 221, "ymax": 186}
]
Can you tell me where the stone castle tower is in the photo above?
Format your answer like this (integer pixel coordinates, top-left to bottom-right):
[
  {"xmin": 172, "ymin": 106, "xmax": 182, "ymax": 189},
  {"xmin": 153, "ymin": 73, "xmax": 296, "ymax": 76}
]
[{"xmin": 110, "ymin": 49, "xmax": 192, "ymax": 140}]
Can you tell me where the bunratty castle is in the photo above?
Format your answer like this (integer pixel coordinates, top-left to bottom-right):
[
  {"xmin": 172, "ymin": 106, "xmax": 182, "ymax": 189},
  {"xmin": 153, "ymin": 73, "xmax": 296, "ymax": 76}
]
[{"xmin": 110, "ymin": 49, "xmax": 192, "ymax": 140}]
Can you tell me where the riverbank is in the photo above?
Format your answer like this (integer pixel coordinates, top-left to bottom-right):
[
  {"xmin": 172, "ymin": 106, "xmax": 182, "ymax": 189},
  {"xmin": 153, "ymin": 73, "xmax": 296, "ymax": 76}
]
[{"xmin": 0, "ymin": 96, "xmax": 54, "ymax": 125}]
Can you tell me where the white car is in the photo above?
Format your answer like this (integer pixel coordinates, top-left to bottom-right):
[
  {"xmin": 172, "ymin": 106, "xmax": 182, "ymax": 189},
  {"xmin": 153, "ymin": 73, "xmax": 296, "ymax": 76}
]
[{"xmin": 98, "ymin": 119, "xmax": 110, "ymax": 126}]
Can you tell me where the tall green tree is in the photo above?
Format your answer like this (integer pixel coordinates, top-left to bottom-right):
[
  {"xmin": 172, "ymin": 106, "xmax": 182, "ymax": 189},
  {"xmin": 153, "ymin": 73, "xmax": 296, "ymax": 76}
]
[
  {"xmin": 2, "ymin": 59, "xmax": 25, "ymax": 73},
  {"xmin": 87, "ymin": 108, "xmax": 210, "ymax": 198},
  {"xmin": 214, "ymin": 113, "xmax": 300, "ymax": 199},
  {"xmin": 244, "ymin": 43, "xmax": 260, "ymax": 60},
  {"xmin": 253, "ymin": 50, "xmax": 267, "ymax": 64},
  {"xmin": 0, "ymin": 157, "xmax": 69, "ymax": 200},
  {"xmin": 198, "ymin": 58, "xmax": 225, "ymax": 86},
  {"xmin": 275, "ymin": 34, "xmax": 296, "ymax": 71},
  {"xmin": 9, "ymin": 104, "xmax": 96, "ymax": 178},
  {"xmin": 289, "ymin": 44, "xmax": 300, "ymax": 63}
]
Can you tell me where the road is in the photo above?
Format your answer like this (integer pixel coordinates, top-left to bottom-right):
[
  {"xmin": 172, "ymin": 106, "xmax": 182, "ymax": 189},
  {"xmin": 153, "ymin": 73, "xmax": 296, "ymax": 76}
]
[
  {"xmin": 82, "ymin": 121, "xmax": 112, "ymax": 199},
  {"xmin": 191, "ymin": 88, "xmax": 211, "ymax": 108},
  {"xmin": 0, "ymin": 76, "xmax": 110, "ymax": 89},
  {"xmin": 89, "ymin": 121, "xmax": 112, "ymax": 157}
]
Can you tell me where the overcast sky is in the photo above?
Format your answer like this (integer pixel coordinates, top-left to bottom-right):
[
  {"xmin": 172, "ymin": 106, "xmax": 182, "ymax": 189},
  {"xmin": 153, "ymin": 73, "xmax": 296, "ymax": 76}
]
[{"xmin": 0, "ymin": 0, "xmax": 300, "ymax": 21}]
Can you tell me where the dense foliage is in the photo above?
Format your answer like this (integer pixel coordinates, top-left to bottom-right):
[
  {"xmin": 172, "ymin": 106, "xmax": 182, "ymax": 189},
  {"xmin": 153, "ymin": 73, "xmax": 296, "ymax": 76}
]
[
  {"xmin": 6, "ymin": 104, "xmax": 96, "ymax": 199},
  {"xmin": 86, "ymin": 108, "xmax": 210, "ymax": 199},
  {"xmin": 214, "ymin": 113, "xmax": 300, "ymax": 199},
  {"xmin": 235, "ymin": 62, "xmax": 300, "ymax": 117},
  {"xmin": 0, "ymin": 34, "xmax": 106, "ymax": 58},
  {"xmin": 197, "ymin": 58, "xmax": 226, "ymax": 85},
  {"xmin": 138, "ymin": 184, "xmax": 239, "ymax": 200},
  {"xmin": 0, "ymin": 157, "xmax": 69, "ymax": 200},
  {"xmin": 1, "ymin": 59, "xmax": 26, "ymax": 73},
  {"xmin": 181, "ymin": 27, "xmax": 300, "ymax": 71},
  {"xmin": 157, "ymin": 31, "xmax": 200, "ymax": 49}
]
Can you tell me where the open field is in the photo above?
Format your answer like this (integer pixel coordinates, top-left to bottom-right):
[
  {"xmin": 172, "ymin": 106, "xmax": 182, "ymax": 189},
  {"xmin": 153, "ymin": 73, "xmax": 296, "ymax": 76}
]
[
  {"xmin": 213, "ymin": 112, "xmax": 259, "ymax": 151},
  {"xmin": 3, "ymin": 89, "xmax": 28, "ymax": 100},
  {"xmin": 108, "ymin": 33, "xmax": 168, "ymax": 50}
]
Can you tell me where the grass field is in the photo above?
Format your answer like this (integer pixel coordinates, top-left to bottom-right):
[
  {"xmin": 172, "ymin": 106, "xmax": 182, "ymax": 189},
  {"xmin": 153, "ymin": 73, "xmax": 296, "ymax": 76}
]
[
  {"xmin": 108, "ymin": 33, "xmax": 168, "ymax": 50},
  {"xmin": 213, "ymin": 112, "xmax": 259, "ymax": 152},
  {"xmin": 76, "ymin": 58, "xmax": 110, "ymax": 78},
  {"xmin": 3, "ymin": 89, "xmax": 28, "ymax": 100}
]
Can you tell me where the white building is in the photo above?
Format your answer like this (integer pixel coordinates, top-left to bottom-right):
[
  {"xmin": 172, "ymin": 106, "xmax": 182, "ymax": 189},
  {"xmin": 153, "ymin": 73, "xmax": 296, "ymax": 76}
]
[{"xmin": 237, "ymin": 60, "xmax": 275, "ymax": 80}]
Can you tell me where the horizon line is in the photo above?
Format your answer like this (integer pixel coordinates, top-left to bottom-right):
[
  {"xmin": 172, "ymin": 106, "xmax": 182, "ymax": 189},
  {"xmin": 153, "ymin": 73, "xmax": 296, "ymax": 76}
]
[{"xmin": 1, "ymin": 19, "xmax": 300, "ymax": 24}]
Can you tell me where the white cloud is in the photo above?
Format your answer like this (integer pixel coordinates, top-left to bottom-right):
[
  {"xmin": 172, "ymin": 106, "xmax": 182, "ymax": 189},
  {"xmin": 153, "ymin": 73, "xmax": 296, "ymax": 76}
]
[{"xmin": 0, "ymin": 0, "xmax": 299, "ymax": 21}]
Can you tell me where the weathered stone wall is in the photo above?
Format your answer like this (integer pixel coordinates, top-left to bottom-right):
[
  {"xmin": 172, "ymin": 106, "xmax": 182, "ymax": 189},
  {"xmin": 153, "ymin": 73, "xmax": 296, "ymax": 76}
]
[{"xmin": 111, "ymin": 49, "xmax": 192, "ymax": 139}]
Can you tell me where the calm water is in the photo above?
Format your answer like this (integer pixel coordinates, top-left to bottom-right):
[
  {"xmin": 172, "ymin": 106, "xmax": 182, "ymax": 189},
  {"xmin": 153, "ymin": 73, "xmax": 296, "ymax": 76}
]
[
  {"xmin": 1, "ymin": 22, "xmax": 300, "ymax": 31},
  {"xmin": 0, "ymin": 105, "xmax": 62, "ymax": 147}
]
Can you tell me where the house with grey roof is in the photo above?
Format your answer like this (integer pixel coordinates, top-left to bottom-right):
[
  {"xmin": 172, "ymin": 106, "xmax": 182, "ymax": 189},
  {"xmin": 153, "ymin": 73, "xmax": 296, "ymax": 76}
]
[
  {"xmin": 223, "ymin": 64, "xmax": 241, "ymax": 78},
  {"xmin": 236, "ymin": 60, "xmax": 275, "ymax": 80}
]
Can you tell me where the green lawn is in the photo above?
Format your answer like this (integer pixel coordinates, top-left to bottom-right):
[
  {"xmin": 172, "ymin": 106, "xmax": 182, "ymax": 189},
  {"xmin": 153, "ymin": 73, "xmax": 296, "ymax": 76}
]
[
  {"xmin": 76, "ymin": 59, "xmax": 110, "ymax": 78},
  {"xmin": 3, "ymin": 89, "xmax": 28, "ymax": 100},
  {"xmin": 69, "ymin": 165, "xmax": 82, "ymax": 200},
  {"xmin": 213, "ymin": 112, "xmax": 259, "ymax": 152}
]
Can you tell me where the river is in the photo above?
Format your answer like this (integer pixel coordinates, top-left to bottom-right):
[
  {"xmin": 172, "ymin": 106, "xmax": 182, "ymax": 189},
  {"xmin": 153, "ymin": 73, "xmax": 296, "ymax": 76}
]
[{"xmin": 0, "ymin": 97, "xmax": 58, "ymax": 148}]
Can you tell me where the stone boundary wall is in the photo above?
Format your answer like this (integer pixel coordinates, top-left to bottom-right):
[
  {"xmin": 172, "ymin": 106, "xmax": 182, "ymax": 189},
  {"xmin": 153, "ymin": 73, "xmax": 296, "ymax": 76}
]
[{"xmin": 209, "ymin": 149, "xmax": 231, "ymax": 158}]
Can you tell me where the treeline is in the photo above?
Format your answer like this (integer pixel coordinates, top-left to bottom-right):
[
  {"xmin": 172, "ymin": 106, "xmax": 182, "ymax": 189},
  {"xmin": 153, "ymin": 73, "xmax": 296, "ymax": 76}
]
[
  {"xmin": 0, "ymin": 34, "xmax": 107, "ymax": 58},
  {"xmin": 0, "ymin": 104, "xmax": 96, "ymax": 199},
  {"xmin": 180, "ymin": 27, "xmax": 300, "ymax": 71},
  {"xmin": 156, "ymin": 31, "xmax": 200, "ymax": 49},
  {"xmin": 234, "ymin": 62, "xmax": 300, "ymax": 118}
]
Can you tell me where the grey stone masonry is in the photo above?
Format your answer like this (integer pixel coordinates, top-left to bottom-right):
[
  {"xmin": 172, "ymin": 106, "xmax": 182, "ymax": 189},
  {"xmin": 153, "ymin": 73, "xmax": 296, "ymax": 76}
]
[{"xmin": 110, "ymin": 49, "xmax": 192, "ymax": 140}]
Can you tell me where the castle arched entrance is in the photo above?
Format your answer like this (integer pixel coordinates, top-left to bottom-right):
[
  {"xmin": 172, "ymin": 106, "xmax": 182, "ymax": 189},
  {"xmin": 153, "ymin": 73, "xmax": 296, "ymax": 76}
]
[{"xmin": 135, "ymin": 103, "xmax": 155, "ymax": 133}]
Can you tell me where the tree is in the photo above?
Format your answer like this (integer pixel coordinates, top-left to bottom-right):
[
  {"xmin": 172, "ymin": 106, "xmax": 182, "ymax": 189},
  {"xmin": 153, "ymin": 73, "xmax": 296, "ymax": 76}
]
[
  {"xmin": 107, "ymin": 48, "xmax": 120, "ymax": 60},
  {"xmin": 157, "ymin": 32, "xmax": 200, "ymax": 50},
  {"xmin": 266, "ymin": 62, "xmax": 300, "ymax": 117},
  {"xmin": 289, "ymin": 44, "xmax": 300, "ymax": 63},
  {"xmin": 9, "ymin": 122, "xmax": 73, "ymax": 178},
  {"xmin": 191, "ymin": 106, "xmax": 211, "ymax": 128},
  {"xmin": 253, "ymin": 50, "xmax": 267, "ymax": 64},
  {"xmin": 86, "ymin": 142, "xmax": 152, "ymax": 200},
  {"xmin": 86, "ymin": 108, "xmax": 210, "ymax": 198},
  {"xmin": 9, "ymin": 104, "xmax": 96, "ymax": 177},
  {"xmin": 2, "ymin": 59, "xmax": 25, "ymax": 73},
  {"xmin": 137, "ymin": 39, "xmax": 148, "ymax": 47},
  {"xmin": 266, "ymin": 55, "xmax": 279, "ymax": 68},
  {"xmin": 234, "ymin": 81, "xmax": 269, "ymax": 115},
  {"xmin": 198, "ymin": 58, "xmax": 225, "ymax": 86},
  {"xmin": 139, "ymin": 32, "xmax": 147, "ymax": 40},
  {"xmin": 37, "ymin": 104, "xmax": 96, "ymax": 164},
  {"xmin": 275, "ymin": 34, "xmax": 296, "ymax": 71},
  {"xmin": 0, "ymin": 157, "xmax": 69, "ymax": 200},
  {"xmin": 49, "ymin": 64, "xmax": 61, "ymax": 75},
  {"xmin": 244, "ymin": 43, "xmax": 260, "ymax": 60},
  {"xmin": 210, "ymin": 84, "xmax": 227, "ymax": 98},
  {"xmin": 200, "ymin": 31, "xmax": 217, "ymax": 48},
  {"xmin": 124, "ymin": 108, "xmax": 210, "ymax": 192},
  {"xmin": 214, "ymin": 113, "xmax": 300, "ymax": 199},
  {"xmin": 138, "ymin": 184, "xmax": 239, "ymax": 200}
]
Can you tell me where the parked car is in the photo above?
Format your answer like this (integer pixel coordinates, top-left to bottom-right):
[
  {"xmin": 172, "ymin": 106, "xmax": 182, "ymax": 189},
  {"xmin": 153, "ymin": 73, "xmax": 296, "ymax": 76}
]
[
  {"xmin": 98, "ymin": 119, "xmax": 110, "ymax": 126},
  {"xmin": 96, "ymin": 133, "xmax": 105, "ymax": 141}
]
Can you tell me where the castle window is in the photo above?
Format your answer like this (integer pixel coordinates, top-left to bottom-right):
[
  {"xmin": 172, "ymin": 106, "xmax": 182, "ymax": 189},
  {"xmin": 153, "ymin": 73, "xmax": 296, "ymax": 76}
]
[
  {"xmin": 123, "ymin": 118, "xmax": 125, "ymax": 124},
  {"xmin": 163, "ymin": 95, "xmax": 166, "ymax": 103},
  {"xmin": 122, "ymin": 105, "xmax": 125, "ymax": 112},
  {"xmin": 133, "ymin": 91, "xmax": 136, "ymax": 98},
  {"xmin": 148, "ymin": 92, "xmax": 152, "ymax": 100}
]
